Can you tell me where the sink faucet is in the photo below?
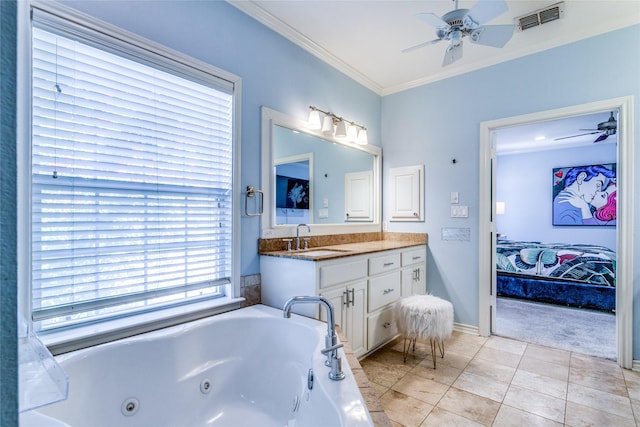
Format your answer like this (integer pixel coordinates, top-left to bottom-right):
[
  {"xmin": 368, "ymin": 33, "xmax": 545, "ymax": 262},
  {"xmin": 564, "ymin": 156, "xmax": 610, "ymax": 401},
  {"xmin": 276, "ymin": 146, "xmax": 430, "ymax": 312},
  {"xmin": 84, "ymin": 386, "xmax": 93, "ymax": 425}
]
[
  {"xmin": 283, "ymin": 296, "xmax": 345, "ymax": 381},
  {"xmin": 295, "ymin": 224, "xmax": 310, "ymax": 250}
]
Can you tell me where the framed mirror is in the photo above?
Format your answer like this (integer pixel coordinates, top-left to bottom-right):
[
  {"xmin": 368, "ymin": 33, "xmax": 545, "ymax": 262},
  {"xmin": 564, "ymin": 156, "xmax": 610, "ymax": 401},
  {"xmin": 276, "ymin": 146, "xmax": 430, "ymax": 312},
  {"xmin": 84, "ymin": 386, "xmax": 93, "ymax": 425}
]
[{"xmin": 261, "ymin": 107, "xmax": 381, "ymax": 238}]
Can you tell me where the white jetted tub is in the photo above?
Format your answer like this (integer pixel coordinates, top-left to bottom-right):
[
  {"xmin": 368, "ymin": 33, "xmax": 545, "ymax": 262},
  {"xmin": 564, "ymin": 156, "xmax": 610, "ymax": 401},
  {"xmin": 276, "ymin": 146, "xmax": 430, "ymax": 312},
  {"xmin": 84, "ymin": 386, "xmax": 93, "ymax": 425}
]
[{"xmin": 22, "ymin": 304, "xmax": 373, "ymax": 427}]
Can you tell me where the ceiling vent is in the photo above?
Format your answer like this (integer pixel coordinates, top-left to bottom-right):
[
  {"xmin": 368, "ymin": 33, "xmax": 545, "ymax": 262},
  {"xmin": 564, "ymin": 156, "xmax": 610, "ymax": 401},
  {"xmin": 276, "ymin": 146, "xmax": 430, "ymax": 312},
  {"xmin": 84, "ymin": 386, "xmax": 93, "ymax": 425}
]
[{"xmin": 515, "ymin": 2, "xmax": 565, "ymax": 32}]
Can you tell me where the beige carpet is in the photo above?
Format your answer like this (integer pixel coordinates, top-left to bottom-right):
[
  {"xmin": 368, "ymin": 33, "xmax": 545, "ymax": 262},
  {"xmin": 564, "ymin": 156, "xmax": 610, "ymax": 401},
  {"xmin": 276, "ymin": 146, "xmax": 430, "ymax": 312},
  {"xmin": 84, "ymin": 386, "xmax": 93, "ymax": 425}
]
[{"xmin": 494, "ymin": 297, "xmax": 616, "ymax": 360}]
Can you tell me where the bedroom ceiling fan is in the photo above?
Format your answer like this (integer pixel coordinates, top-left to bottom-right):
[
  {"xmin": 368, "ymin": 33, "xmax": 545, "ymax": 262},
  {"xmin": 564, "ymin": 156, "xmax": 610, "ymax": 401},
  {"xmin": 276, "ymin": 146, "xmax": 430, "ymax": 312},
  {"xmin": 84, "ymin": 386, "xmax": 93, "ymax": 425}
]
[
  {"xmin": 402, "ymin": 0, "xmax": 515, "ymax": 67},
  {"xmin": 554, "ymin": 112, "xmax": 618, "ymax": 143}
]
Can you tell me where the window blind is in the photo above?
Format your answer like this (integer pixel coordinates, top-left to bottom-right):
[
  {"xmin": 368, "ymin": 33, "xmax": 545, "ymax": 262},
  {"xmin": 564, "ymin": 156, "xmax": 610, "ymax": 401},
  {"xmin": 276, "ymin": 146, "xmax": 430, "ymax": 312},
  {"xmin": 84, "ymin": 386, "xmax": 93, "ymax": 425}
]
[{"xmin": 31, "ymin": 23, "xmax": 234, "ymax": 330}]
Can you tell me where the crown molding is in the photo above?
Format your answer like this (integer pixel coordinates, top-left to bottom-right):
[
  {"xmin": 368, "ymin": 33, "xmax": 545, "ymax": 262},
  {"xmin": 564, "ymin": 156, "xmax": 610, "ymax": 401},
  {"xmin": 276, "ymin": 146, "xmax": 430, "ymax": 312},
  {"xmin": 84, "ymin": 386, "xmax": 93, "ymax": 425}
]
[{"xmin": 227, "ymin": 0, "xmax": 384, "ymax": 95}]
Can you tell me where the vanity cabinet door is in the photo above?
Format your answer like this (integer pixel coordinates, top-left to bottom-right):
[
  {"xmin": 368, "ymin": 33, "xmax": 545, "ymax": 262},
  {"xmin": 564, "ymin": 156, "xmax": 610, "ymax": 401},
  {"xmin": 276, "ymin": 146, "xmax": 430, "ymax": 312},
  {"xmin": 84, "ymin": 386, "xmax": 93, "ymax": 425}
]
[
  {"xmin": 401, "ymin": 263, "xmax": 426, "ymax": 296},
  {"xmin": 320, "ymin": 280, "xmax": 367, "ymax": 357}
]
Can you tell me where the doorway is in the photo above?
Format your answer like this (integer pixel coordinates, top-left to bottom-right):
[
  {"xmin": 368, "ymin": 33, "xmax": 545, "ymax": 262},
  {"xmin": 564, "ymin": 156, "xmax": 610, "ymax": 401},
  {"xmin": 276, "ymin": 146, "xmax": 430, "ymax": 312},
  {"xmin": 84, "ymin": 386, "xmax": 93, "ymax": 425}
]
[
  {"xmin": 478, "ymin": 97, "xmax": 634, "ymax": 368},
  {"xmin": 492, "ymin": 112, "xmax": 617, "ymax": 359}
]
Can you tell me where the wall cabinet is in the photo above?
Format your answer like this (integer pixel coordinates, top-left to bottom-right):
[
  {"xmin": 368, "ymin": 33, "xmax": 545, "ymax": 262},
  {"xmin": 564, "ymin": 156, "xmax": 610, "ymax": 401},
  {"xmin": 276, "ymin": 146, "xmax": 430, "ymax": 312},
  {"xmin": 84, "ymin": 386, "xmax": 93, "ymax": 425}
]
[
  {"xmin": 260, "ymin": 244, "xmax": 427, "ymax": 358},
  {"xmin": 389, "ymin": 165, "xmax": 423, "ymax": 221}
]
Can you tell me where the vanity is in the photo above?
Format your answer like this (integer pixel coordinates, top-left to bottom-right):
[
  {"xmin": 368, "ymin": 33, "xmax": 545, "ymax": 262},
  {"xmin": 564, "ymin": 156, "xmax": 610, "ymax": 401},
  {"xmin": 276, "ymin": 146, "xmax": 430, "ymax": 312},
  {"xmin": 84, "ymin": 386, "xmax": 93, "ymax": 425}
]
[
  {"xmin": 259, "ymin": 234, "xmax": 427, "ymax": 358},
  {"xmin": 258, "ymin": 106, "xmax": 427, "ymax": 358}
]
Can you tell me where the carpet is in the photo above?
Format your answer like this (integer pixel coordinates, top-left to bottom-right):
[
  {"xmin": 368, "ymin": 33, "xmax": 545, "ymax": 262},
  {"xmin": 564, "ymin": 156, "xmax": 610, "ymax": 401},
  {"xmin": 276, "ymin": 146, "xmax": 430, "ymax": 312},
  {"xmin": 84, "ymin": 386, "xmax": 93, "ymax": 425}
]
[{"xmin": 495, "ymin": 297, "xmax": 616, "ymax": 360}]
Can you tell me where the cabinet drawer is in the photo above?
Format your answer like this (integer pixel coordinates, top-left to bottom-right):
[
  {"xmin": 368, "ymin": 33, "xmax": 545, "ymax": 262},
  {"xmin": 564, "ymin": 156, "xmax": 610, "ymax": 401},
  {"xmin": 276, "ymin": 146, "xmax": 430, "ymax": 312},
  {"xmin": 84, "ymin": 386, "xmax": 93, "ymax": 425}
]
[
  {"xmin": 319, "ymin": 259, "xmax": 367, "ymax": 289},
  {"xmin": 368, "ymin": 253, "xmax": 401, "ymax": 276},
  {"xmin": 368, "ymin": 271, "xmax": 401, "ymax": 312},
  {"xmin": 401, "ymin": 247, "xmax": 425, "ymax": 267},
  {"xmin": 368, "ymin": 306, "xmax": 398, "ymax": 350}
]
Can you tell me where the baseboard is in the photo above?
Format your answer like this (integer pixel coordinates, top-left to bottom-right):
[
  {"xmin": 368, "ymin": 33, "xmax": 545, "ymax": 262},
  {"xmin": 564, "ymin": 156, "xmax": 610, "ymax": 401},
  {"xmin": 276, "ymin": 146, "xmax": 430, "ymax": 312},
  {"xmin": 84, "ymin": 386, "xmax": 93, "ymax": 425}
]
[
  {"xmin": 632, "ymin": 360, "xmax": 640, "ymax": 372},
  {"xmin": 453, "ymin": 322, "xmax": 480, "ymax": 336}
]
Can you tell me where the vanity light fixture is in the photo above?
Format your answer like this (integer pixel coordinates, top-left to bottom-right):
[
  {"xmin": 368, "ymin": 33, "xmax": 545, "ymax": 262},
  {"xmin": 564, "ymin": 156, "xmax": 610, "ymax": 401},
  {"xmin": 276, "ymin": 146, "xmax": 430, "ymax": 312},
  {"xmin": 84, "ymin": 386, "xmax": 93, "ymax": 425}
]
[
  {"xmin": 308, "ymin": 109, "xmax": 322, "ymax": 130},
  {"xmin": 308, "ymin": 106, "xmax": 368, "ymax": 145}
]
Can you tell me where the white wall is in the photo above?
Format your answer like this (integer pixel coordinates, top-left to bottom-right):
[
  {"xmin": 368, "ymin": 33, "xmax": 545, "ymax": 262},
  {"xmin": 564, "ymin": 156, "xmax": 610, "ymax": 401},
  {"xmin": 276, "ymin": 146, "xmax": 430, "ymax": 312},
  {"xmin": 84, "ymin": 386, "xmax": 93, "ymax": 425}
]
[{"xmin": 496, "ymin": 143, "xmax": 617, "ymax": 250}]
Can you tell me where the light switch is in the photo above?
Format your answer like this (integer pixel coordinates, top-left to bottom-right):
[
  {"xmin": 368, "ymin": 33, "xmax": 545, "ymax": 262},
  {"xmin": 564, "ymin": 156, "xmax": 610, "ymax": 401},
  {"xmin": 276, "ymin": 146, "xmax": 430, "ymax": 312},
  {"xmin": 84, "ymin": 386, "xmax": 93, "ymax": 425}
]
[
  {"xmin": 323, "ymin": 198, "xmax": 329, "ymax": 208},
  {"xmin": 450, "ymin": 205, "xmax": 468, "ymax": 218},
  {"xmin": 450, "ymin": 192, "xmax": 459, "ymax": 204}
]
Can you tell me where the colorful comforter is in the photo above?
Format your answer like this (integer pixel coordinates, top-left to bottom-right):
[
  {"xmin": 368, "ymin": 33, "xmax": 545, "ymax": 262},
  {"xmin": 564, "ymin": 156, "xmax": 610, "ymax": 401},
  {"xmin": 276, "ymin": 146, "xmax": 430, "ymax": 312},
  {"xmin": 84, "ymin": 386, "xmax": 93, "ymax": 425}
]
[{"xmin": 496, "ymin": 240, "xmax": 616, "ymax": 287}]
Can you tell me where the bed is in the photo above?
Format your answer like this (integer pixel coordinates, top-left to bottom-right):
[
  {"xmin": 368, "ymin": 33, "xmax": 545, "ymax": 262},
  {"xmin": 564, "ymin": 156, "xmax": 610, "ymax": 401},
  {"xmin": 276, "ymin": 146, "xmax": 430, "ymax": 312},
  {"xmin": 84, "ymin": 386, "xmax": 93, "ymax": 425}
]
[{"xmin": 496, "ymin": 240, "xmax": 616, "ymax": 312}]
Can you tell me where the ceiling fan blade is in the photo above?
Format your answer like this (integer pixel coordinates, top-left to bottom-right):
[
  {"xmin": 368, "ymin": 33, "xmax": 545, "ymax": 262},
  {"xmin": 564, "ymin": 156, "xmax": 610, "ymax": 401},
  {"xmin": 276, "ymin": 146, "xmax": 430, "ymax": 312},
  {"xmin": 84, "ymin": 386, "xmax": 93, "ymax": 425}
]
[
  {"xmin": 554, "ymin": 131, "xmax": 603, "ymax": 141},
  {"xmin": 415, "ymin": 12, "xmax": 450, "ymax": 30},
  {"xmin": 401, "ymin": 38, "xmax": 442, "ymax": 53},
  {"xmin": 469, "ymin": 24, "xmax": 515, "ymax": 48},
  {"xmin": 466, "ymin": 0, "xmax": 508, "ymax": 26},
  {"xmin": 594, "ymin": 133, "xmax": 609, "ymax": 143},
  {"xmin": 442, "ymin": 42, "xmax": 463, "ymax": 67}
]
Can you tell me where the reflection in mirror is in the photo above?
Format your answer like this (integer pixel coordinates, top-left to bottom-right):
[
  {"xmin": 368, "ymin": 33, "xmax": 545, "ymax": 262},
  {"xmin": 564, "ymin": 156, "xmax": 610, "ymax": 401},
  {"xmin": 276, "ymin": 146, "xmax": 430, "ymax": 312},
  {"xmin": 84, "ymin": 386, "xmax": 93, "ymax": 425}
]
[
  {"xmin": 275, "ymin": 154, "xmax": 311, "ymax": 224},
  {"xmin": 261, "ymin": 107, "xmax": 381, "ymax": 237},
  {"xmin": 273, "ymin": 126, "xmax": 375, "ymax": 225}
]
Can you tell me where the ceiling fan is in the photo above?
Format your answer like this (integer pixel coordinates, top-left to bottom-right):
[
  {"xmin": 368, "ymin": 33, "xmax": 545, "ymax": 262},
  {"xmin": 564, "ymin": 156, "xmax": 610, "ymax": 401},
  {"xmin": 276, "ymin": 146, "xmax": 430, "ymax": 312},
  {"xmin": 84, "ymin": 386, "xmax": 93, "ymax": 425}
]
[
  {"xmin": 554, "ymin": 112, "xmax": 618, "ymax": 143},
  {"xmin": 402, "ymin": 0, "xmax": 515, "ymax": 67}
]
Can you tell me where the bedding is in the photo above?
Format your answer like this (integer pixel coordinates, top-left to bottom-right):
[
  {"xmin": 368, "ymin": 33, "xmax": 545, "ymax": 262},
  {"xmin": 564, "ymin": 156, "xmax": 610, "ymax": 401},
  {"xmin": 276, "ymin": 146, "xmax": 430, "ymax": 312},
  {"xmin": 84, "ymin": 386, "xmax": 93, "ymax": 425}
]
[{"xmin": 496, "ymin": 240, "xmax": 616, "ymax": 311}]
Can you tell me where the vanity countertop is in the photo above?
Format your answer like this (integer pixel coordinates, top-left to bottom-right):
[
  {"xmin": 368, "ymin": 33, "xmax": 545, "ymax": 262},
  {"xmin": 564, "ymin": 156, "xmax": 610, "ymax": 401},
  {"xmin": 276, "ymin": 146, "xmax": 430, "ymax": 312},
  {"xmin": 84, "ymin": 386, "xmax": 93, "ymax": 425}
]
[{"xmin": 259, "ymin": 232, "xmax": 427, "ymax": 261}]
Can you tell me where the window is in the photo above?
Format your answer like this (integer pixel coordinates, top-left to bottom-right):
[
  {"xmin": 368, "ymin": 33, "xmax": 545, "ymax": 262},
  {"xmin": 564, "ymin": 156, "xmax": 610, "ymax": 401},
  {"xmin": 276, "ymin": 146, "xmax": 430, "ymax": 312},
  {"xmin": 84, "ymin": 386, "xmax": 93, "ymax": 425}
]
[{"xmin": 30, "ymin": 7, "xmax": 237, "ymax": 333}]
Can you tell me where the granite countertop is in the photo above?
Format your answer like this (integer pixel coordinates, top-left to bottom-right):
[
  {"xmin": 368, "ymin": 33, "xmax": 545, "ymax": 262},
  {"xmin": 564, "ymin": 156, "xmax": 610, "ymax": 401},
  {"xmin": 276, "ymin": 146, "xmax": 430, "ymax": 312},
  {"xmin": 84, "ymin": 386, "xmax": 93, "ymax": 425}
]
[{"xmin": 258, "ymin": 232, "xmax": 427, "ymax": 261}]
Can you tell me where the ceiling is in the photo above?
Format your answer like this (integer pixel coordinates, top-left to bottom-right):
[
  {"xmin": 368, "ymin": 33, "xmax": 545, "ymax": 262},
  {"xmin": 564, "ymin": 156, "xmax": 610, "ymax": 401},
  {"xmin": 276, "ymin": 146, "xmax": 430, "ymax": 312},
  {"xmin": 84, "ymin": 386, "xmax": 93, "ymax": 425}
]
[
  {"xmin": 228, "ymin": 1, "xmax": 640, "ymax": 96},
  {"xmin": 228, "ymin": 1, "xmax": 636, "ymax": 153}
]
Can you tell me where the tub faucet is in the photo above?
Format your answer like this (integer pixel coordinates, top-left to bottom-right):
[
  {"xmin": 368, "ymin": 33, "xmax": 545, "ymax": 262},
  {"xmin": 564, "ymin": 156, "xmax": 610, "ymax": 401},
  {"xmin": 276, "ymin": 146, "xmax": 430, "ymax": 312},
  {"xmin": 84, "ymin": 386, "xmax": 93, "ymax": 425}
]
[
  {"xmin": 295, "ymin": 224, "xmax": 310, "ymax": 250},
  {"xmin": 283, "ymin": 296, "xmax": 345, "ymax": 381}
]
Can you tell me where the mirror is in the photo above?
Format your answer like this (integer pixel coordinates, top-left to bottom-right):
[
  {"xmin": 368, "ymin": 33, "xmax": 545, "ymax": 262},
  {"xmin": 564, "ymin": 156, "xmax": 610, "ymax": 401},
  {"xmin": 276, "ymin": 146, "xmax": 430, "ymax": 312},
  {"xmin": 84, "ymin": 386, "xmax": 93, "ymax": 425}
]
[{"xmin": 261, "ymin": 107, "xmax": 381, "ymax": 237}]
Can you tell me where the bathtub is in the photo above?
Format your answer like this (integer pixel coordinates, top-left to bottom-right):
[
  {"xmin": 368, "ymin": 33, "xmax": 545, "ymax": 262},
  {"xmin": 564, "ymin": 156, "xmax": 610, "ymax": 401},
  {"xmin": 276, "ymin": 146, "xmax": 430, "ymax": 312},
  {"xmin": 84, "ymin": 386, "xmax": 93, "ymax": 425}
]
[{"xmin": 22, "ymin": 304, "xmax": 374, "ymax": 427}]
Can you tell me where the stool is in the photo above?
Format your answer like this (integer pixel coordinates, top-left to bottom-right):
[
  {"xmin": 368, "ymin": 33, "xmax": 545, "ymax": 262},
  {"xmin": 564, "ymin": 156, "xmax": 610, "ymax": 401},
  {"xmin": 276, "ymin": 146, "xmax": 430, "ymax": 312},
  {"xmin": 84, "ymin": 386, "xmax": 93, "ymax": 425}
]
[{"xmin": 395, "ymin": 295, "xmax": 453, "ymax": 368}]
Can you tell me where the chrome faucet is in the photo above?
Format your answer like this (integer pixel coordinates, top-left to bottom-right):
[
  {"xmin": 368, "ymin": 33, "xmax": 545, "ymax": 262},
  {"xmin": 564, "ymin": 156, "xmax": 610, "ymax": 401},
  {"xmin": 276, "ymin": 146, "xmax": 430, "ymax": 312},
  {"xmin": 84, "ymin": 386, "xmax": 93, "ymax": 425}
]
[
  {"xmin": 283, "ymin": 296, "xmax": 345, "ymax": 381},
  {"xmin": 295, "ymin": 224, "xmax": 310, "ymax": 250}
]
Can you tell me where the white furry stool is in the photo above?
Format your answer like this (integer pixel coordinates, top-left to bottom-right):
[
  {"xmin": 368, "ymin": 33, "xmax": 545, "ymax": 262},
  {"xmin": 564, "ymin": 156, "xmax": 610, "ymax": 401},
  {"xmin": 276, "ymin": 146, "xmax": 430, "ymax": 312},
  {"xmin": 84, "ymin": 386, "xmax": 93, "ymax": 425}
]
[{"xmin": 396, "ymin": 295, "xmax": 454, "ymax": 368}]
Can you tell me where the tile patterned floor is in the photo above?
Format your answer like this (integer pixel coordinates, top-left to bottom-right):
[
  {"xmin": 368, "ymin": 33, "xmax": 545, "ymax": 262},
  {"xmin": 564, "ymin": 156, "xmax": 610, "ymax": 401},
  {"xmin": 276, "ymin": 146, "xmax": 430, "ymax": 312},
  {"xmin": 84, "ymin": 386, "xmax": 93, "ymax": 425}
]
[{"xmin": 361, "ymin": 332, "xmax": 640, "ymax": 426}]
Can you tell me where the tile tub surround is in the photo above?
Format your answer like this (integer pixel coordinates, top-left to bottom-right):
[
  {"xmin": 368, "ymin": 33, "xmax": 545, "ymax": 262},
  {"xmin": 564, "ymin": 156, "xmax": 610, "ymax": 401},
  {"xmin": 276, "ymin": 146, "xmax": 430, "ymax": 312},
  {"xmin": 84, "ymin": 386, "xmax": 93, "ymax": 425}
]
[
  {"xmin": 338, "ymin": 327, "xmax": 393, "ymax": 427},
  {"xmin": 258, "ymin": 232, "xmax": 428, "ymax": 257},
  {"xmin": 360, "ymin": 332, "xmax": 640, "ymax": 427}
]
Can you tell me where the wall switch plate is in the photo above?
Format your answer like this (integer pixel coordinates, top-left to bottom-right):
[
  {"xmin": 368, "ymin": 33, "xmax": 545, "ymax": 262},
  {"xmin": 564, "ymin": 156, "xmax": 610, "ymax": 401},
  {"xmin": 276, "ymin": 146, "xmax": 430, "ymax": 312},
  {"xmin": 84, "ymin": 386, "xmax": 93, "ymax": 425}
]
[
  {"xmin": 323, "ymin": 198, "xmax": 329, "ymax": 208},
  {"xmin": 450, "ymin": 192, "xmax": 459, "ymax": 204},
  {"xmin": 450, "ymin": 205, "xmax": 468, "ymax": 218}
]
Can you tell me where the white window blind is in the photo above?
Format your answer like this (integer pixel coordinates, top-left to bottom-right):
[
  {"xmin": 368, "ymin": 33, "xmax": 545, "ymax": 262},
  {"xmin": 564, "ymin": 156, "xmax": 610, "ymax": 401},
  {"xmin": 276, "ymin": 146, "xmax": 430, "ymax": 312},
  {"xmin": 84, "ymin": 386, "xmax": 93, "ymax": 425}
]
[{"xmin": 31, "ymin": 19, "xmax": 235, "ymax": 331}]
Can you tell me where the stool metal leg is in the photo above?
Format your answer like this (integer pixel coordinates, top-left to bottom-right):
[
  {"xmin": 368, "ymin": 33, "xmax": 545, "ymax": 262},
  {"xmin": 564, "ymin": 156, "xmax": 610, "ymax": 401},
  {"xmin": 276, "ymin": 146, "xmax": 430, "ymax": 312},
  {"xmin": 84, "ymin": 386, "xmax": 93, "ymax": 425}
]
[
  {"xmin": 429, "ymin": 338, "xmax": 437, "ymax": 369},
  {"xmin": 437, "ymin": 338, "xmax": 445, "ymax": 358},
  {"xmin": 402, "ymin": 337, "xmax": 416, "ymax": 363}
]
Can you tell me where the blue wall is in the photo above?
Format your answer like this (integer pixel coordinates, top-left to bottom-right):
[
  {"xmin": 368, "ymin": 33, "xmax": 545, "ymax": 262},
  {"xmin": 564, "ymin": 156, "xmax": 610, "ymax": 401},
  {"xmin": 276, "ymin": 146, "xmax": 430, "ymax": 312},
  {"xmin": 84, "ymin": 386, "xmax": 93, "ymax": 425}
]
[
  {"xmin": 382, "ymin": 24, "xmax": 640, "ymax": 355},
  {"xmin": 1, "ymin": 0, "xmax": 18, "ymax": 423},
  {"xmin": 3, "ymin": 2, "xmax": 640, "ymax": 414},
  {"xmin": 496, "ymin": 144, "xmax": 617, "ymax": 249}
]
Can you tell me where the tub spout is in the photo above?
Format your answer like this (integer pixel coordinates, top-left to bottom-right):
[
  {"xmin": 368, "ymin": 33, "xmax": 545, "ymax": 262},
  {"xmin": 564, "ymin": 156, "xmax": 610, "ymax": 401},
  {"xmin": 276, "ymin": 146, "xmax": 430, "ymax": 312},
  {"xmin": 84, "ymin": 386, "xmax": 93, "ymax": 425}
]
[{"xmin": 283, "ymin": 296, "xmax": 345, "ymax": 381}]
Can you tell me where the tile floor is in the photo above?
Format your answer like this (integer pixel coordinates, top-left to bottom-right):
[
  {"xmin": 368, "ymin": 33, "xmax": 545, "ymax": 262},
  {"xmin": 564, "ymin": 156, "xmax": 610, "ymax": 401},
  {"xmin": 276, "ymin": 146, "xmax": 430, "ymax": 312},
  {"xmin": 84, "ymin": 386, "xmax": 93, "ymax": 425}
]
[{"xmin": 360, "ymin": 331, "xmax": 640, "ymax": 426}]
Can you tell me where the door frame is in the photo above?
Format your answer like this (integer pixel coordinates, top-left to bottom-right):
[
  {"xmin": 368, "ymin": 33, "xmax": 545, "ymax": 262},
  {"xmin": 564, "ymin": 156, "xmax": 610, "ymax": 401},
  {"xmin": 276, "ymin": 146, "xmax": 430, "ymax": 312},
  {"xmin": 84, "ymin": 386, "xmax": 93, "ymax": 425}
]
[{"xmin": 478, "ymin": 96, "xmax": 634, "ymax": 368}]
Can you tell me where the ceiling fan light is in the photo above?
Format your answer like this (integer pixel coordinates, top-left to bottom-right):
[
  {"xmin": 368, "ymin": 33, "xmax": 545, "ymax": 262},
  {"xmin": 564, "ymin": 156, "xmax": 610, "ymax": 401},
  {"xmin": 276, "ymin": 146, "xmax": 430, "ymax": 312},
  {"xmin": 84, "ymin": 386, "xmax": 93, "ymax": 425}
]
[
  {"xmin": 335, "ymin": 120, "xmax": 348, "ymax": 138},
  {"xmin": 356, "ymin": 129, "xmax": 368, "ymax": 145},
  {"xmin": 308, "ymin": 110, "xmax": 321, "ymax": 130},
  {"xmin": 321, "ymin": 116, "xmax": 334, "ymax": 134}
]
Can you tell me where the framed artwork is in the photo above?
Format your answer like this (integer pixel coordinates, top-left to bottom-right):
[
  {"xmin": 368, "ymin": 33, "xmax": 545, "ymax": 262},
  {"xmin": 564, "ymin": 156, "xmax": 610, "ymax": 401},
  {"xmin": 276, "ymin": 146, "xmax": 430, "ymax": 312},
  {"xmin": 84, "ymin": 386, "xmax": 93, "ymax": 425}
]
[
  {"xmin": 275, "ymin": 175, "xmax": 309, "ymax": 210},
  {"xmin": 552, "ymin": 163, "xmax": 616, "ymax": 226}
]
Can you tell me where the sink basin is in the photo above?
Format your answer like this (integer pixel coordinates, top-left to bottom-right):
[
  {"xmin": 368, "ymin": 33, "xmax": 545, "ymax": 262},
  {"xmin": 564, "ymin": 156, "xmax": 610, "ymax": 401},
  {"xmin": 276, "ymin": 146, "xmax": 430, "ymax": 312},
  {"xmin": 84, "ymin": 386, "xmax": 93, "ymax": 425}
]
[{"xmin": 297, "ymin": 249, "xmax": 348, "ymax": 257}]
